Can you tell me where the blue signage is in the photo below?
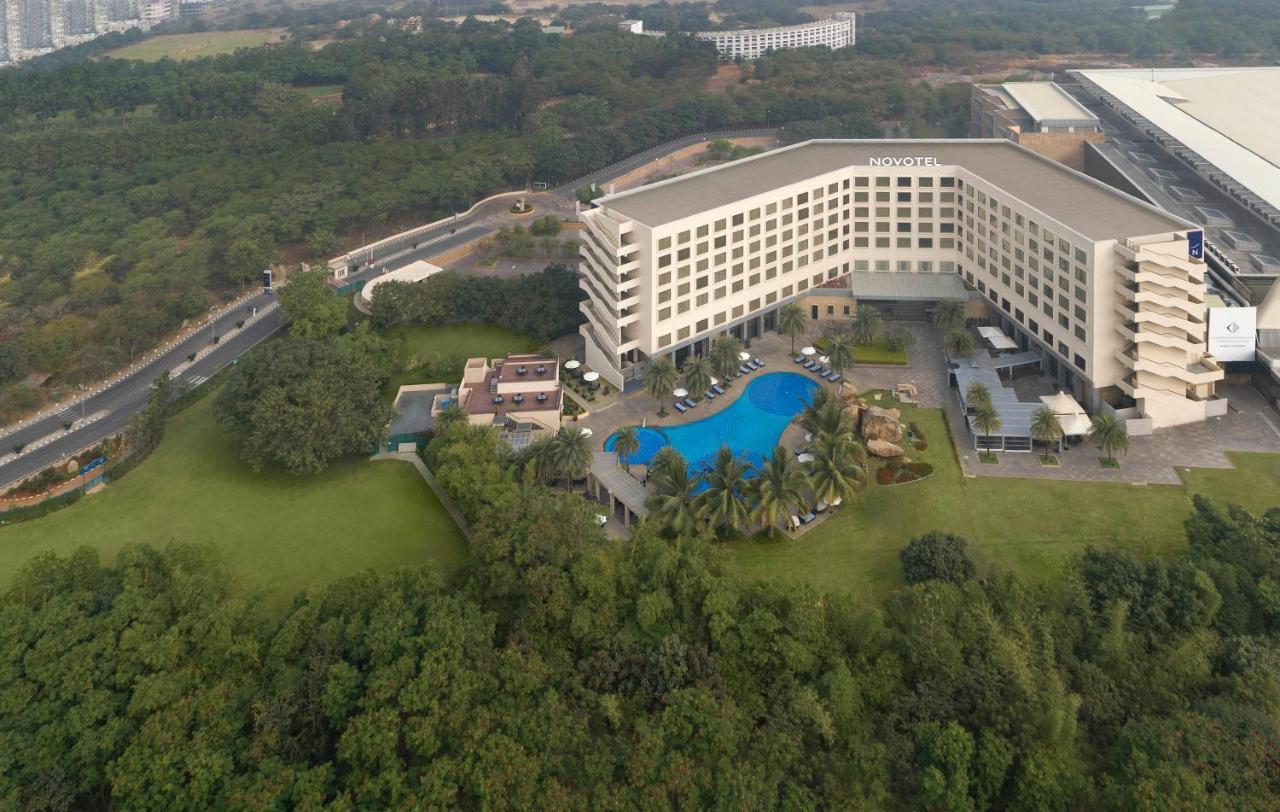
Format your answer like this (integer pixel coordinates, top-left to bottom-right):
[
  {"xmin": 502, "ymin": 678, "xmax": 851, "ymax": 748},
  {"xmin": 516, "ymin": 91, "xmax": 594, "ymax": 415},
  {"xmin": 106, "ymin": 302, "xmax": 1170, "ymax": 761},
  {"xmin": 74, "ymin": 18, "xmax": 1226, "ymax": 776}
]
[{"xmin": 1188, "ymin": 230, "xmax": 1204, "ymax": 260}]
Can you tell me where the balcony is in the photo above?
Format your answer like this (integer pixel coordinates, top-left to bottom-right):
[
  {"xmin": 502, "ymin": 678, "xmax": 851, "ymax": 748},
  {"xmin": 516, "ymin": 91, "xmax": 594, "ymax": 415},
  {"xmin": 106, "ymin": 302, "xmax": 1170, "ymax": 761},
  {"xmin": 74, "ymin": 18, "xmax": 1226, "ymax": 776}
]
[{"xmin": 1114, "ymin": 346, "xmax": 1223, "ymax": 387}]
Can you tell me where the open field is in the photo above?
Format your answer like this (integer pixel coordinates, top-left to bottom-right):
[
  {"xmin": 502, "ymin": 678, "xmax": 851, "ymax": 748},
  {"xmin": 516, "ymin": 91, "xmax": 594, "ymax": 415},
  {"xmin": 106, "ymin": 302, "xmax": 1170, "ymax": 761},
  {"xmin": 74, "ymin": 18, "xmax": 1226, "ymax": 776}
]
[
  {"xmin": 720, "ymin": 398, "xmax": 1280, "ymax": 604},
  {"xmin": 105, "ymin": 29, "xmax": 287, "ymax": 61},
  {"xmin": 384, "ymin": 323, "xmax": 539, "ymax": 394},
  {"xmin": 0, "ymin": 396, "xmax": 467, "ymax": 603}
]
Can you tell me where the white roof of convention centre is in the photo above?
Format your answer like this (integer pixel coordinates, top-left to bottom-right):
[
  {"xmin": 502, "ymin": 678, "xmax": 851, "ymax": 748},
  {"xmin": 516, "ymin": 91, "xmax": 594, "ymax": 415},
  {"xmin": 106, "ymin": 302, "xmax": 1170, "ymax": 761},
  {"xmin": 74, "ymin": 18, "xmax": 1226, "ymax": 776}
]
[
  {"xmin": 1073, "ymin": 67, "xmax": 1280, "ymax": 212},
  {"xmin": 595, "ymin": 139, "xmax": 1187, "ymax": 241},
  {"xmin": 1001, "ymin": 82, "xmax": 1098, "ymax": 125}
]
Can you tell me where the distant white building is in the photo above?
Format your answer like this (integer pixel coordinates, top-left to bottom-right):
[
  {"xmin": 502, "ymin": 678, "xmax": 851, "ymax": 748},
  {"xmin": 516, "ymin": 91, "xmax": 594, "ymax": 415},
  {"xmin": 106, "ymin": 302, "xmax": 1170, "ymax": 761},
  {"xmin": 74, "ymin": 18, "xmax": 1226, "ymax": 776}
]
[
  {"xmin": 618, "ymin": 19, "xmax": 643, "ymax": 35},
  {"xmin": 0, "ymin": 0, "xmax": 213, "ymax": 65},
  {"xmin": 695, "ymin": 14, "xmax": 854, "ymax": 60}
]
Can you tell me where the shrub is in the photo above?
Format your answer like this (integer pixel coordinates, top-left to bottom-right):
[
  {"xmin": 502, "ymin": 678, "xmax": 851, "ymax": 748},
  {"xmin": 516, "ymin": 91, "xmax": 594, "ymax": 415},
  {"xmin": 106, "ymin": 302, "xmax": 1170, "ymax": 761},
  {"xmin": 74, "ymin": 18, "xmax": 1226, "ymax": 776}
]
[
  {"xmin": 899, "ymin": 532, "xmax": 976, "ymax": 585},
  {"xmin": 876, "ymin": 466, "xmax": 896, "ymax": 486},
  {"xmin": 914, "ymin": 440, "xmax": 928, "ymax": 451}
]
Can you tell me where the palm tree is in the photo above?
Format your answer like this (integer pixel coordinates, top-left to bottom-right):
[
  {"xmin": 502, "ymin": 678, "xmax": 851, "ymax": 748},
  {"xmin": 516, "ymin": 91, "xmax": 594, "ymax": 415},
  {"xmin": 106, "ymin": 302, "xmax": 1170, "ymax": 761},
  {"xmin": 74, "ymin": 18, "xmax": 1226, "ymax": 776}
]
[
  {"xmin": 1088, "ymin": 412, "xmax": 1130, "ymax": 465},
  {"xmin": 931, "ymin": 299, "xmax": 966, "ymax": 332},
  {"xmin": 613, "ymin": 425, "xmax": 640, "ymax": 473},
  {"xmin": 944, "ymin": 328, "xmax": 975, "ymax": 359},
  {"xmin": 645, "ymin": 450, "xmax": 701, "ymax": 536},
  {"xmin": 435, "ymin": 401, "xmax": 468, "ymax": 432},
  {"xmin": 1030, "ymin": 406, "xmax": 1064, "ymax": 456},
  {"xmin": 647, "ymin": 445, "xmax": 684, "ymax": 481},
  {"xmin": 826, "ymin": 332, "xmax": 856, "ymax": 378},
  {"xmin": 750, "ymin": 446, "xmax": 811, "ymax": 537},
  {"xmin": 645, "ymin": 356, "xmax": 678, "ymax": 417},
  {"xmin": 971, "ymin": 405, "xmax": 1002, "ymax": 453},
  {"xmin": 682, "ymin": 355, "xmax": 713, "ymax": 399},
  {"xmin": 806, "ymin": 433, "xmax": 866, "ymax": 508},
  {"xmin": 965, "ymin": 381, "xmax": 992, "ymax": 411},
  {"xmin": 551, "ymin": 426, "xmax": 593, "ymax": 490},
  {"xmin": 516, "ymin": 434, "xmax": 558, "ymax": 485},
  {"xmin": 709, "ymin": 333, "xmax": 744, "ymax": 386},
  {"xmin": 852, "ymin": 304, "xmax": 882, "ymax": 345},
  {"xmin": 778, "ymin": 301, "xmax": 808, "ymax": 354},
  {"xmin": 798, "ymin": 388, "xmax": 852, "ymax": 440},
  {"xmin": 694, "ymin": 446, "xmax": 752, "ymax": 537}
]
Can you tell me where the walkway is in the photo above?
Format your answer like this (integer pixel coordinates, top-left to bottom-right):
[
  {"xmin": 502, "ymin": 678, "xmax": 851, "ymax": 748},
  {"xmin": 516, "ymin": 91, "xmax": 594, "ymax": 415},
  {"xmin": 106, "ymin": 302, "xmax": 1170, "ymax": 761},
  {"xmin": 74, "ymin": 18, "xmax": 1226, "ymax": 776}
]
[{"xmin": 587, "ymin": 451, "xmax": 649, "ymax": 528}]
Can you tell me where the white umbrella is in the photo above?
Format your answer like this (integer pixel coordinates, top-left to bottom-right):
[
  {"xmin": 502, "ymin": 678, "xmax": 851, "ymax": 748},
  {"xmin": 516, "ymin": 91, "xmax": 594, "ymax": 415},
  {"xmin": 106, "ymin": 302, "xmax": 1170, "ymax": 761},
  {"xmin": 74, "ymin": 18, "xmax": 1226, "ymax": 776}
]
[
  {"xmin": 738, "ymin": 351, "xmax": 751, "ymax": 361},
  {"xmin": 579, "ymin": 428, "xmax": 593, "ymax": 438},
  {"xmin": 800, "ymin": 346, "xmax": 816, "ymax": 356},
  {"xmin": 582, "ymin": 371, "xmax": 600, "ymax": 382},
  {"xmin": 797, "ymin": 453, "xmax": 815, "ymax": 463},
  {"xmin": 710, "ymin": 377, "xmax": 719, "ymax": 386},
  {"xmin": 564, "ymin": 359, "xmax": 581, "ymax": 370},
  {"xmin": 818, "ymin": 355, "xmax": 830, "ymax": 364},
  {"xmin": 672, "ymin": 388, "xmax": 688, "ymax": 398}
]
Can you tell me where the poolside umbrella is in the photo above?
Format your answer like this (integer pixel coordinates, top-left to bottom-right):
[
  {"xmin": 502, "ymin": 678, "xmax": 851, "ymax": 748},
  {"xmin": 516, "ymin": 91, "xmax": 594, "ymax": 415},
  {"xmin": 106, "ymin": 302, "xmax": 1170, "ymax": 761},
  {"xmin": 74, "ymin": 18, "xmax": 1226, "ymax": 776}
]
[
  {"xmin": 710, "ymin": 377, "xmax": 719, "ymax": 386},
  {"xmin": 800, "ymin": 346, "xmax": 816, "ymax": 356},
  {"xmin": 582, "ymin": 371, "xmax": 600, "ymax": 382},
  {"xmin": 818, "ymin": 355, "xmax": 830, "ymax": 364},
  {"xmin": 564, "ymin": 360, "xmax": 581, "ymax": 370},
  {"xmin": 579, "ymin": 428, "xmax": 593, "ymax": 438},
  {"xmin": 738, "ymin": 351, "xmax": 751, "ymax": 361},
  {"xmin": 672, "ymin": 387, "xmax": 688, "ymax": 398}
]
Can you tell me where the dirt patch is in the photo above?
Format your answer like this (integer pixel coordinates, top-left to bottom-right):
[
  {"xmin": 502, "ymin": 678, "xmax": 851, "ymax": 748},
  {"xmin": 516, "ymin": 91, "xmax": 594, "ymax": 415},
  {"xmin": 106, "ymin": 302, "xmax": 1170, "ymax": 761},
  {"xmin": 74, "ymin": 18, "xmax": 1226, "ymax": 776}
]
[
  {"xmin": 703, "ymin": 63, "xmax": 759, "ymax": 94},
  {"xmin": 608, "ymin": 135, "xmax": 779, "ymax": 193}
]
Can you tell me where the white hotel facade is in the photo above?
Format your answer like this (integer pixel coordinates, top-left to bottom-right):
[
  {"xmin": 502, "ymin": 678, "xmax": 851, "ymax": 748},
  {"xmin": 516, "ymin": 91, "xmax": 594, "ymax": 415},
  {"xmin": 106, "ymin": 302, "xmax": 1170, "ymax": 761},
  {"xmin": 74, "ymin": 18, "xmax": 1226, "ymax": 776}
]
[
  {"xmin": 578, "ymin": 140, "xmax": 1226, "ymax": 429},
  {"xmin": 695, "ymin": 14, "xmax": 855, "ymax": 60}
]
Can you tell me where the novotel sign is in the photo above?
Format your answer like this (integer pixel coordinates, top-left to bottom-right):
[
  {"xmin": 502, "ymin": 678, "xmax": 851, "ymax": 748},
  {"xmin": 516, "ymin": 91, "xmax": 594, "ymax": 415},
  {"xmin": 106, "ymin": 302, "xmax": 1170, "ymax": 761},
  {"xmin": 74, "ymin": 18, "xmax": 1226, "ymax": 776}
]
[{"xmin": 868, "ymin": 156, "xmax": 941, "ymax": 167}]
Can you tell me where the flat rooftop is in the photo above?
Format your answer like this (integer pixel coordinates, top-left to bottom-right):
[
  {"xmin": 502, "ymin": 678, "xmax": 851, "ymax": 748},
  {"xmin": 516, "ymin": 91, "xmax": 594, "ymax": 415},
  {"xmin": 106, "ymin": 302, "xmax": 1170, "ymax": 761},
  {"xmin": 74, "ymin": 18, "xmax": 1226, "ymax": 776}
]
[
  {"xmin": 1001, "ymin": 82, "xmax": 1098, "ymax": 125},
  {"xmin": 596, "ymin": 139, "xmax": 1187, "ymax": 241},
  {"xmin": 1073, "ymin": 67, "xmax": 1280, "ymax": 213}
]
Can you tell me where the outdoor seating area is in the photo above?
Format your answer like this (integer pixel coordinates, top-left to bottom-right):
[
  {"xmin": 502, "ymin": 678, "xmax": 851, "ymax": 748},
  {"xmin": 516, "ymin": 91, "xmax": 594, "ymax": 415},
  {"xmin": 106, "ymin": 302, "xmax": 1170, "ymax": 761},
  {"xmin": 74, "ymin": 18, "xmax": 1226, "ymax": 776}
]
[{"xmin": 794, "ymin": 354, "xmax": 843, "ymax": 382}]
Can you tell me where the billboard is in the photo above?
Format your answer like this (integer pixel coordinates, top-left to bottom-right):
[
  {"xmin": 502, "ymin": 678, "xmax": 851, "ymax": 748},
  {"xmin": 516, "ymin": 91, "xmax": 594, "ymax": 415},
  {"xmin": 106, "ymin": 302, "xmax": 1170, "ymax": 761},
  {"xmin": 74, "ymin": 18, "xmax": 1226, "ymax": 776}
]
[
  {"xmin": 1207, "ymin": 306, "xmax": 1256, "ymax": 362},
  {"xmin": 1187, "ymin": 229, "xmax": 1204, "ymax": 260}
]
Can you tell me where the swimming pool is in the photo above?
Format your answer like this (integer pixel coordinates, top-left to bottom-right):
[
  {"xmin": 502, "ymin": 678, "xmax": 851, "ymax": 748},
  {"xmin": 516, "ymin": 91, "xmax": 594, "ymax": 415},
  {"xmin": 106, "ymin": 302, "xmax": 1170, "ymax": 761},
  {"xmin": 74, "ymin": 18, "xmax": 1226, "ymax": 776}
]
[{"xmin": 604, "ymin": 371, "xmax": 819, "ymax": 471}]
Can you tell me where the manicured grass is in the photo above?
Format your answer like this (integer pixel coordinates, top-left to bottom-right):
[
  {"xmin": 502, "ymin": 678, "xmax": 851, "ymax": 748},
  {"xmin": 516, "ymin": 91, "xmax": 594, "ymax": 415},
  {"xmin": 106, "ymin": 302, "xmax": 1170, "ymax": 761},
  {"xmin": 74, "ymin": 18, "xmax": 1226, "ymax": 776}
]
[
  {"xmin": 852, "ymin": 340, "xmax": 909, "ymax": 365},
  {"xmin": 105, "ymin": 29, "xmax": 286, "ymax": 61},
  {"xmin": 719, "ymin": 399, "xmax": 1278, "ymax": 605},
  {"xmin": 0, "ymin": 397, "xmax": 468, "ymax": 604},
  {"xmin": 383, "ymin": 323, "xmax": 538, "ymax": 394}
]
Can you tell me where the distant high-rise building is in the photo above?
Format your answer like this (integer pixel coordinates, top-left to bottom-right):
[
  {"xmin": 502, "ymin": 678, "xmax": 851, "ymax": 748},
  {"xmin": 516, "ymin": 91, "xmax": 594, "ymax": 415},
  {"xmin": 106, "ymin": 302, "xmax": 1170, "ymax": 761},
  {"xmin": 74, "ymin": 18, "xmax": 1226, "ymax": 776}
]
[{"xmin": 0, "ymin": 0, "xmax": 214, "ymax": 65}]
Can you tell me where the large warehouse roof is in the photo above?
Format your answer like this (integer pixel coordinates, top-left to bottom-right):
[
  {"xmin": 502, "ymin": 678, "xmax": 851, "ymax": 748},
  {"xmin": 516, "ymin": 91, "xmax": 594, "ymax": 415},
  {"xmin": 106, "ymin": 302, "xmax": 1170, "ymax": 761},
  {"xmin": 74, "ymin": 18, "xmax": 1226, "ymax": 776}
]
[
  {"xmin": 596, "ymin": 139, "xmax": 1186, "ymax": 241},
  {"xmin": 1001, "ymin": 82, "xmax": 1097, "ymax": 126},
  {"xmin": 1073, "ymin": 67, "xmax": 1280, "ymax": 213}
]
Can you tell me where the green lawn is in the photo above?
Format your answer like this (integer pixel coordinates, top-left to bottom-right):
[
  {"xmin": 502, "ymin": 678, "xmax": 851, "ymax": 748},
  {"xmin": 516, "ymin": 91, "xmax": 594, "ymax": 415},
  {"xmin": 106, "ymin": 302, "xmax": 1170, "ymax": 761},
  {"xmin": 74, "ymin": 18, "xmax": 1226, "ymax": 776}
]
[
  {"xmin": 105, "ymin": 29, "xmax": 286, "ymax": 61},
  {"xmin": 719, "ymin": 397, "xmax": 1278, "ymax": 605},
  {"xmin": 383, "ymin": 323, "xmax": 538, "ymax": 395},
  {"xmin": 0, "ymin": 397, "xmax": 467, "ymax": 604},
  {"xmin": 812, "ymin": 336, "xmax": 908, "ymax": 365}
]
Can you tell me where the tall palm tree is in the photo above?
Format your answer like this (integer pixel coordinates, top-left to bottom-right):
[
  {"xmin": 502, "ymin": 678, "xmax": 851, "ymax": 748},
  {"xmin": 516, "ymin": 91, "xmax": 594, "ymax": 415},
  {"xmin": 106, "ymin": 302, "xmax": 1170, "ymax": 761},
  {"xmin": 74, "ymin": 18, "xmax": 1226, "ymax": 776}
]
[
  {"xmin": 826, "ymin": 332, "xmax": 857, "ymax": 378},
  {"xmin": 694, "ymin": 446, "xmax": 752, "ymax": 537},
  {"xmin": 709, "ymin": 333, "xmax": 744, "ymax": 386},
  {"xmin": 806, "ymin": 433, "xmax": 866, "ymax": 508},
  {"xmin": 551, "ymin": 426, "xmax": 593, "ymax": 490},
  {"xmin": 647, "ymin": 445, "xmax": 684, "ymax": 481},
  {"xmin": 798, "ymin": 388, "xmax": 852, "ymax": 440},
  {"xmin": 931, "ymin": 299, "xmax": 966, "ymax": 332},
  {"xmin": 516, "ymin": 434, "xmax": 558, "ymax": 485},
  {"xmin": 645, "ymin": 450, "xmax": 701, "ymax": 536},
  {"xmin": 682, "ymin": 355, "xmax": 713, "ymax": 398},
  {"xmin": 971, "ymin": 405, "xmax": 1002, "ymax": 452},
  {"xmin": 1030, "ymin": 406, "xmax": 1064, "ymax": 456},
  {"xmin": 778, "ymin": 301, "xmax": 808, "ymax": 353},
  {"xmin": 944, "ymin": 328, "xmax": 975, "ymax": 359},
  {"xmin": 645, "ymin": 356, "xmax": 678, "ymax": 417},
  {"xmin": 852, "ymin": 304, "xmax": 882, "ymax": 345},
  {"xmin": 965, "ymin": 381, "xmax": 992, "ymax": 411},
  {"xmin": 1088, "ymin": 412, "xmax": 1130, "ymax": 465},
  {"xmin": 435, "ymin": 401, "xmax": 468, "ymax": 433},
  {"xmin": 750, "ymin": 446, "xmax": 811, "ymax": 537},
  {"xmin": 613, "ymin": 425, "xmax": 640, "ymax": 472}
]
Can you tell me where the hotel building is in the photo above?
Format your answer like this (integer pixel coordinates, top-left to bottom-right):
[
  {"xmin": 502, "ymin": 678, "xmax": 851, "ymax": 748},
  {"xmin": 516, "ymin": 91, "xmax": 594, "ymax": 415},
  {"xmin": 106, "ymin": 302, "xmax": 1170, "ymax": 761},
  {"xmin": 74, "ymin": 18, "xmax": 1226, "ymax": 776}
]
[
  {"xmin": 578, "ymin": 139, "xmax": 1226, "ymax": 429},
  {"xmin": 694, "ymin": 14, "xmax": 854, "ymax": 60}
]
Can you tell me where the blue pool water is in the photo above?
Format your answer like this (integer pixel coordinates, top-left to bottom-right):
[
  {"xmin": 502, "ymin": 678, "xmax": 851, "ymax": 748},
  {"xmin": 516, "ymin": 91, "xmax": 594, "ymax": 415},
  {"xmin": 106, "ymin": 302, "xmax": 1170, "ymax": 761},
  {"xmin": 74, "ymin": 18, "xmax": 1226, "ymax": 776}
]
[{"xmin": 604, "ymin": 371, "xmax": 819, "ymax": 472}]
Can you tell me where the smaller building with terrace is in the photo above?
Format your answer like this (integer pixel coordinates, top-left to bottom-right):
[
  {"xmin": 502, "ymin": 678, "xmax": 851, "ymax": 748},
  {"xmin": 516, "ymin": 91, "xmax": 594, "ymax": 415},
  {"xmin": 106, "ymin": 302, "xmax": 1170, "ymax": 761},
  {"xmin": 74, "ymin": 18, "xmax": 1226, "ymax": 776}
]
[{"xmin": 434, "ymin": 353, "xmax": 563, "ymax": 449}]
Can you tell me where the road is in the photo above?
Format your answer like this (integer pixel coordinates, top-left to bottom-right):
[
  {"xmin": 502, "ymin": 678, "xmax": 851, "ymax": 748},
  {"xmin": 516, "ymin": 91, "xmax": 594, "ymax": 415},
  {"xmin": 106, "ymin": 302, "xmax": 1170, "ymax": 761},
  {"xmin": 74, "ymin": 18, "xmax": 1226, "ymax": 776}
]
[{"xmin": 0, "ymin": 127, "xmax": 778, "ymax": 490}]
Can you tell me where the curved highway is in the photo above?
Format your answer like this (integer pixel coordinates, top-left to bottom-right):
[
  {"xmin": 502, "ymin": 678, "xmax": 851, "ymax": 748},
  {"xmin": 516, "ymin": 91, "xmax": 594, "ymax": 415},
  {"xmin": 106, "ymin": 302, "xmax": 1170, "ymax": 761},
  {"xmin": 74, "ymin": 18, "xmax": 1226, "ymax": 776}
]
[{"xmin": 0, "ymin": 127, "xmax": 778, "ymax": 491}]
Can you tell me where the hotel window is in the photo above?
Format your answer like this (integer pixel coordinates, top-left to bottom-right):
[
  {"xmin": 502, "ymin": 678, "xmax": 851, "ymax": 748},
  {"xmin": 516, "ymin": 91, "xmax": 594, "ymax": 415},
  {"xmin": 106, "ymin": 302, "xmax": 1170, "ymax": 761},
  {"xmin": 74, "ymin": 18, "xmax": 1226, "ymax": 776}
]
[
  {"xmin": 659, "ymin": 334, "xmax": 671, "ymax": 348},
  {"xmin": 677, "ymin": 248, "xmax": 690, "ymax": 262},
  {"xmin": 919, "ymin": 238, "xmax": 933, "ymax": 249},
  {"xmin": 678, "ymin": 326, "xmax": 690, "ymax": 340},
  {"xmin": 658, "ymin": 307, "xmax": 671, "ymax": 321},
  {"xmin": 876, "ymin": 177, "xmax": 890, "ymax": 188},
  {"xmin": 678, "ymin": 301, "xmax": 691, "ymax": 314},
  {"xmin": 658, "ymin": 237, "xmax": 672, "ymax": 250},
  {"xmin": 696, "ymin": 225, "xmax": 709, "ymax": 238},
  {"xmin": 855, "ymin": 177, "xmax": 869, "ymax": 187},
  {"xmin": 732, "ymin": 280, "xmax": 744, "ymax": 293},
  {"xmin": 876, "ymin": 237, "xmax": 891, "ymax": 248},
  {"xmin": 732, "ymin": 213, "xmax": 744, "ymax": 226},
  {"xmin": 658, "ymin": 290, "xmax": 671, "ymax": 304},
  {"xmin": 897, "ymin": 192, "xmax": 912, "ymax": 202},
  {"xmin": 715, "ymin": 312, "xmax": 727, "ymax": 326},
  {"xmin": 696, "ymin": 294, "xmax": 708, "ymax": 307},
  {"xmin": 1074, "ymin": 354, "xmax": 1086, "ymax": 372},
  {"xmin": 897, "ymin": 238, "xmax": 912, "ymax": 248},
  {"xmin": 715, "ymin": 286, "xmax": 726, "ymax": 298},
  {"xmin": 876, "ymin": 192, "xmax": 891, "ymax": 203},
  {"xmin": 658, "ymin": 272, "xmax": 671, "ymax": 286},
  {"xmin": 1059, "ymin": 314, "xmax": 1070, "ymax": 329},
  {"xmin": 855, "ymin": 237, "xmax": 869, "ymax": 247}
]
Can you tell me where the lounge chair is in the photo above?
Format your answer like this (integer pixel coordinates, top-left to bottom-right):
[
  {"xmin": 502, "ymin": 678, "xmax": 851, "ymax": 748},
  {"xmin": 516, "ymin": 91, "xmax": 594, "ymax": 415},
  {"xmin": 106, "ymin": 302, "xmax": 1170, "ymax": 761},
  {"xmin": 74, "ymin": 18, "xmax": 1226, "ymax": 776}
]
[
  {"xmin": 803, "ymin": 360, "xmax": 818, "ymax": 371},
  {"xmin": 712, "ymin": 384, "xmax": 726, "ymax": 395},
  {"xmin": 829, "ymin": 373, "xmax": 842, "ymax": 383},
  {"xmin": 789, "ymin": 515, "xmax": 802, "ymax": 531},
  {"xmin": 739, "ymin": 364, "xmax": 752, "ymax": 374},
  {"xmin": 793, "ymin": 355, "xmax": 805, "ymax": 364},
  {"xmin": 683, "ymin": 398, "xmax": 697, "ymax": 409},
  {"xmin": 753, "ymin": 357, "xmax": 765, "ymax": 367},
  {"xmin": 674, "ymin": 402, "xmax": 688, "ymax": 414},
  {"xmin": 800, "ymin": 511, "xmax": 817, "ymax": 524},
  {"xmin": 705, "ymin": 389, "xmax": 716, "ymax": 400}
]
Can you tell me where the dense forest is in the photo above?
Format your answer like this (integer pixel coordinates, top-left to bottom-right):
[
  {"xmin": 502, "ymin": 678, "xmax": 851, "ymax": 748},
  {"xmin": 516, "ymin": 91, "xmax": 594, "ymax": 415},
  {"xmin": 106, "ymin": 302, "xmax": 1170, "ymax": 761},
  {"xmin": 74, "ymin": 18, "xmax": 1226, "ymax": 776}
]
[{"xmin": 2, "ymin": 455, "xmax": 1277, "ymax": 806}]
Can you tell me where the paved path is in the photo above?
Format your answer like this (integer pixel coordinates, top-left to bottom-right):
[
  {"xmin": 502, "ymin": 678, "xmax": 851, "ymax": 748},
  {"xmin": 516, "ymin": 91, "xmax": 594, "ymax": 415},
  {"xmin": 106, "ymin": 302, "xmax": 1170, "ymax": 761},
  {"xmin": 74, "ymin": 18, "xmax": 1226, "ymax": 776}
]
[{"xmin": 372, "ymin": 452, "xmax": 473, "ymax": 541}]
